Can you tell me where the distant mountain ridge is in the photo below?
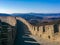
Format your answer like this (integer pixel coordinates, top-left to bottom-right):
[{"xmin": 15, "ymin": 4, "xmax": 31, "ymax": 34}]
[
  {"xmin": 0, "ymin": 13, "xmax": 11, "ymax": 16},
  {"xmin": 12, "ymin": 13, "xmax": 60, "ymax": 16},
  {"xmin": 0, "ymin": 13, "xmax": 60, "ymax": 21},
  {"xmin": 12, "ymin": 13, "xmax": 60, "ymax": 19}
]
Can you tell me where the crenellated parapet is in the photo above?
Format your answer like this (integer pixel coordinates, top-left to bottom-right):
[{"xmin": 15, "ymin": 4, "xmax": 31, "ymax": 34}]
[{"xmin": 30, "ymin": 21, "xmax": 60, "ymax": 41}]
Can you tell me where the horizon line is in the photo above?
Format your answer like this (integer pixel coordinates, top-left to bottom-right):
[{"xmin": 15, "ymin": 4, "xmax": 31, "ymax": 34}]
[{"xmin": 0, "ymin": 12, "xmax": 60, "ymax": 14}]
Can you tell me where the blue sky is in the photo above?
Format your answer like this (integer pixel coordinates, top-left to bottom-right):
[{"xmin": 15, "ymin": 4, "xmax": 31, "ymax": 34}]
[{"xmin": 0, "ymin": 0, "xmax": 60, "ymax": 13}]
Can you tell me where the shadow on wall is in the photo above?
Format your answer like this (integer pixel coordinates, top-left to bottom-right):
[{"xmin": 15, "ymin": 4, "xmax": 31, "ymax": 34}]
[
  {"xmin": 14, "ymin": 20, "xmax": 40, "ymax": 45},
  {"xmin": 14, "ymin": 20, "xmax": 31, "ymax": 45},
  {"xmin": 0, "ymin": 21, "xmax": 16, "ymax": 45},
  {"xmin": 54, "ymin": 24, "xmax": 59, "ymax": 33}
]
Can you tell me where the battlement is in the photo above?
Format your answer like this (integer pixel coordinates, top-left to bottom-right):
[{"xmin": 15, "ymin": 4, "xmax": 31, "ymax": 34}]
[{"xmin": 31, "ymin": 21, "xmax": 60, "ymax": 41}]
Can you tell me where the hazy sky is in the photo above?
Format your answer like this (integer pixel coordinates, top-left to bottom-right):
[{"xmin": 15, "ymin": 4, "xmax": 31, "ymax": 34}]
[{"xmin": 0, "ymin": 0, "xmax": 60, "ymax": 13}]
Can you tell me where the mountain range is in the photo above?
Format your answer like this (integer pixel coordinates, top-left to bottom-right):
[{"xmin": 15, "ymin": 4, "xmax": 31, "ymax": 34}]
[{"xmin": 0, "ymin": 13, "xmax": 60, "ymax": 22}]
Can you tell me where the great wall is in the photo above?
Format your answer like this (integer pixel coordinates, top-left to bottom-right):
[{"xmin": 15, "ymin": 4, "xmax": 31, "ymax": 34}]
[{"xmin": 0, "ymin": 16, "xmax": 60, "ymax": 45}]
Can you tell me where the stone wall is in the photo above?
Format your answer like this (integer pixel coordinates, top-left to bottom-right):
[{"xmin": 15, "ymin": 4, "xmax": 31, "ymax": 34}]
[
  {"xmin": 38, "ymin": 26, "xmax": 43, "ymax": 37},
  {"xmin": 58, "ymin": 24, "xmax": 60, "ymax": 32},
  {"xmin": 0, "ymin": 16, "xmax": 60, "ymax": 42},
  {"xmin": 30, "ymin": 24, "xmax": 60, "ymax": 41},
  {"xmin": 0, "ymin": 16, "xmax": 16, "ymax": 26},
  {"xmin": 0, "ymin": 16, "xmax": 17, "ymax": 45},
  {"xmin": 44, "ymin": 25, "xmax": 54, "ymax": 39}
]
